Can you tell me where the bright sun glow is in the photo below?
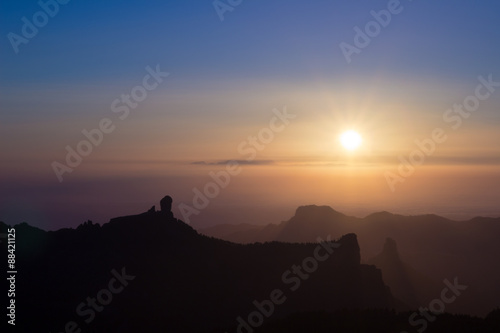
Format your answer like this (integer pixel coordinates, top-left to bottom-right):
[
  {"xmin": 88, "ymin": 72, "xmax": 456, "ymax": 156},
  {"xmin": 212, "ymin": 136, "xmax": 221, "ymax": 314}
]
[{"xmin": 340, "ymin": 130, "xmax": 362, "ymax": 151}]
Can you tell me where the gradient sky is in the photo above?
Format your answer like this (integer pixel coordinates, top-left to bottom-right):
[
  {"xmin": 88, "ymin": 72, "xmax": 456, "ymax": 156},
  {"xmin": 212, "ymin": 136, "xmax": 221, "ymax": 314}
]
[{"xmin": 1, "ymin": 0, "xmax": 500, "ymax": 230}]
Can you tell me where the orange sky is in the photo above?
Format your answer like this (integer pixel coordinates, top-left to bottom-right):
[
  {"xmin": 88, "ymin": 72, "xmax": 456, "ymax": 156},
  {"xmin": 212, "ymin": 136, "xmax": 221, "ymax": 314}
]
[{"xmin": 2, "ymin": 75, "xmax": 499, "ymax": 229}]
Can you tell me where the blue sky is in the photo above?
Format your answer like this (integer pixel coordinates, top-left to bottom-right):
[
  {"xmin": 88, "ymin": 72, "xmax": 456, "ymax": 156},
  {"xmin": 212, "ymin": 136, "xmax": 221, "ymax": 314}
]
[
  {"xmin": 1, "ymin": 0, "xmax": 500, "ymax": 229},
  {"xmin": 2, "ymin": 0, "xmax": 499, "ymax": 85}
]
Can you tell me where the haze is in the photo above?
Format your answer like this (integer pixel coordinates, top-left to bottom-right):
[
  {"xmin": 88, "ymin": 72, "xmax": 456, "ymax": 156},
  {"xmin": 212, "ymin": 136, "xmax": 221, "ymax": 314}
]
[{"xmin": 1, "ymin": 0, "xmax": 499, "ymax": 230}]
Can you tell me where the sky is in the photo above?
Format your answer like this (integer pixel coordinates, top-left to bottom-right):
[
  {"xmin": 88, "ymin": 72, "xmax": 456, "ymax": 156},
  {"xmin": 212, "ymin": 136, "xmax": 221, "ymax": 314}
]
[{"xmin": 1, "ymin": 0, "xmax": 500, "ymax": 230}]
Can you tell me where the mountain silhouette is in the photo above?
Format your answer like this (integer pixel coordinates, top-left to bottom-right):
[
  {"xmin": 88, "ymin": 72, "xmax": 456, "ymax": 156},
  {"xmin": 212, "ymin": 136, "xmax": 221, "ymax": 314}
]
[
  {"xmin": 200, "ymin": 205, "xmax": 500, "ymax": 316},
  {"xmin": 366, "ymin": 237, "xmax": 444, "ymax": 311},
  {"xmin": 0, "ymin": 196, "xmax": 395, "ymax": 333}
]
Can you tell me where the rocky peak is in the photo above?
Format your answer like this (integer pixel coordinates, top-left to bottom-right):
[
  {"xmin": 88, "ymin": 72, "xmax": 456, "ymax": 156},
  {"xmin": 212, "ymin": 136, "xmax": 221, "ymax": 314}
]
[
  {"xmin": 160, "ymin": 195, "xmax": 173, "ymax": 219},
  {"xmin": 380, "ymin": 237, "xmax": 401, "ymax": 263}
]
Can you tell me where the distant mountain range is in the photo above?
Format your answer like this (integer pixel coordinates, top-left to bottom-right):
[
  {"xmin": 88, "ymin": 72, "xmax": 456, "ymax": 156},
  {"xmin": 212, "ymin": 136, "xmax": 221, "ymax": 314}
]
[
  {"xmin": 0, "ymin": 197, "xmax": 393, "ymax": 333},
  {"xmin": 200, "ymin": 205, "xmax": 500, "ymax": 316},
  {"xmin": 2, "ymin": 198, "xmax": 499, "ymax": 332}
]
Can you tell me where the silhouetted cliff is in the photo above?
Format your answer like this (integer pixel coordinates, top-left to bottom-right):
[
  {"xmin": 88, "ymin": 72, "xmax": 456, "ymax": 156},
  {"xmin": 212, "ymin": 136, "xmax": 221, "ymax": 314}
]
[
  {"xmin": 0, "ymin": 197, "xmax": 394, "ymax": 333},
  {"xmin": 201, "ymin": 205, "xmax": 500, "ymax": 316}
]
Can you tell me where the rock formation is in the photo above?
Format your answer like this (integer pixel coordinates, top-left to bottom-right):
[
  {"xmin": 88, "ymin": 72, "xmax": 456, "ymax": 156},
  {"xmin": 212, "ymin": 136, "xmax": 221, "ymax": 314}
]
[{"xmin": 160, "ymin": 195, "xmax": 173, "ymax": 219}]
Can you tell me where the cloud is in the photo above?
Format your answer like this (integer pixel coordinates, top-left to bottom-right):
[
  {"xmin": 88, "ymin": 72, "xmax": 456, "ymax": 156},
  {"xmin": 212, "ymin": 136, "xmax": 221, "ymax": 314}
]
[{"xmin": 191, "ymin": 159, "xmax": 275, "ymax": 166}]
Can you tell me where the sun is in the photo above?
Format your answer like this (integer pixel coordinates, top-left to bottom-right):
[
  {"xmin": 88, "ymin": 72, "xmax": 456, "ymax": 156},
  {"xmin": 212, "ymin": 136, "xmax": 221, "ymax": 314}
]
[{"xmin": 340, "ymin": 130, "xmax": 362, "ymax": 151}]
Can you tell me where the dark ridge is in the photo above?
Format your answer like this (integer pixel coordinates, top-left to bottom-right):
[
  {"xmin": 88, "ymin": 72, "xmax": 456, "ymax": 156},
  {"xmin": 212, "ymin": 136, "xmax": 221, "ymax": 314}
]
[
  {"xmin": 294, "ymin": 205, "xmax": 346, "ymax": 219},
  {"xmin": 1, "ymin": 196, "xmax": 394, "ymax": 333}
]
